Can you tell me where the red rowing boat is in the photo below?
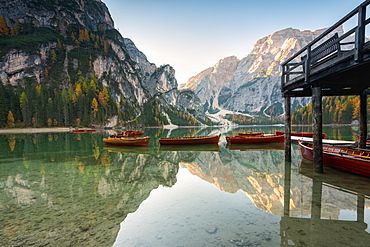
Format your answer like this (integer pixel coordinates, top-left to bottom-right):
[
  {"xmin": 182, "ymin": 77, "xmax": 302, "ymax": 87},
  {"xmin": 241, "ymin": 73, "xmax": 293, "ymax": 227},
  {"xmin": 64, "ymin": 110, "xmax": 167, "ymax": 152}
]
[
  {"xmin": 226, "ymin": 134, "xmax": 284, "ymax": 144},
  {"xmin": 103, "ymin": 136, "xmax": 150, "ymax": 146},
  {"xmin": 298, "ymin": 140, "xmax": 370, "ymax": 177},
  {"xmin": 159, "ymin": 135, "xmax": 220, "ymax": 145},
  {"xmin": 112, "ymin": 130, "xmax": 144, "ymax": 137},
  {"xmin": 276, "ymin": 131, "xmax": 327, "ymax": 138},
  {"xmin": 72, "ymin": 129, "xmax": 96, "ymax": 133},
  {"xmin": 238, "ymin": 132, "xmax": 264, "ymax": 137}
]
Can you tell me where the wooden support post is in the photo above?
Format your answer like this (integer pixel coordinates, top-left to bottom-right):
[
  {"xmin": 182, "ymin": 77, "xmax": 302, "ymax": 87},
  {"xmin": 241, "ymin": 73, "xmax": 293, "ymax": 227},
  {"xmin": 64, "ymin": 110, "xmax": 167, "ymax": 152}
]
[
  {"xmin": 284, "ymin": 96, "xmax": 291, "ymax": 162},
  {"xmin": 310, "ymin": 173, "xmax": 323, "ymax": 246},
  {"xmin": 357, "ymin": 196, "xmax": 365, "ymax": 223},
  {"xmin": 312, "ymin": 86, "xmax": 323, "ymax": 173},
  {"xmin": 283, "ymin": 161, "xmax": 291, "ymax": 217},
  {"xmin": 359, "ymin": 92, "xmax": 367, "ymax": 149},
  {"xmin": 311, "ymin": 173, "xmax": 323, "ymax": 220}
]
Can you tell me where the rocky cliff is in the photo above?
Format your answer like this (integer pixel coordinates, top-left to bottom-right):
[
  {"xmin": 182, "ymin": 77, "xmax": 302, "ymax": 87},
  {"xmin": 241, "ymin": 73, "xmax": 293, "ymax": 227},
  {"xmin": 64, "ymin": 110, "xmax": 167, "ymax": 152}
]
[
  {"xmin": 0, "ymin": 0, "xmax": 209, "ymax": 127},
  {"xmin": 181, "ymin": 27, "xmax": 344, "ymax": 120}
]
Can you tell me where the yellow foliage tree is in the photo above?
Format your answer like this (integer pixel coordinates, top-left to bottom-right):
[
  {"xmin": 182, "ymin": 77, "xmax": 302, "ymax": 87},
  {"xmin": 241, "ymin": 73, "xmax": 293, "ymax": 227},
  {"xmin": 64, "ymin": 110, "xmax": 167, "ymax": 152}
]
[
  {"xmin": 7, "ymin": 111, "xmax": 15, "ymax": 127},
  {"xmin": 98, "ymin": 87, "xmax": 110, "ymax": 107},
  {"xmin": 75, "ymin": 83, "xmax": 82, "ymax": 97},
  {"xmin": 91, "ymin": 98, "xmax": 98, "ymax": 118},
  {"xmin": 47, "ymin": 118, "xmax": 53, "ymax": 127},
  {"xmin": 350, "ymin": 96, "xmax": 360, "ymax": 120}
]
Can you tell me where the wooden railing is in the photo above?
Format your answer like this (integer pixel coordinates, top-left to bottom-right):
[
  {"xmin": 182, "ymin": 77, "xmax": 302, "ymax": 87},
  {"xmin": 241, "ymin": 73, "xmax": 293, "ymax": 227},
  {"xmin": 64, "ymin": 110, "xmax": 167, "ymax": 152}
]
[{"xmin": 281, "ymin": 0, "xmax": 370, "ymax": 89}]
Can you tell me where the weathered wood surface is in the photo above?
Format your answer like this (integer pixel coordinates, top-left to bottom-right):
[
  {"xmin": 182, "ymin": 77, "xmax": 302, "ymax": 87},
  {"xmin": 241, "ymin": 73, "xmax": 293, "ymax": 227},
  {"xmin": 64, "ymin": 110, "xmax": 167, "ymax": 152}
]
[
  {"xmin": 301, "ymin": 33, "xmax": 340, "ymax": 65},
  {"xmin": 281, "ymin": 0, "xmax": 370, "ymax": 98},
  {"xmin": 284, "ymin": 96, "xmax": 291, "ymax": 161},
  {"xmin": 312, "ymin": 86, "xmax": 323, "ymax": 173}
]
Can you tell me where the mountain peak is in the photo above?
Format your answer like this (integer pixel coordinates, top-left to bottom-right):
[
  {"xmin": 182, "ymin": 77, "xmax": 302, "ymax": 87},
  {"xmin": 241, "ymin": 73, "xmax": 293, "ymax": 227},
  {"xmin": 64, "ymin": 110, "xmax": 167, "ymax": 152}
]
[
  {"xmin": 0, "ymin": 0, "xmax": 114, "ymax": 32},
  {"xmin": 184, "ymin": 27, "xmax": 332, "ymax": 118}
]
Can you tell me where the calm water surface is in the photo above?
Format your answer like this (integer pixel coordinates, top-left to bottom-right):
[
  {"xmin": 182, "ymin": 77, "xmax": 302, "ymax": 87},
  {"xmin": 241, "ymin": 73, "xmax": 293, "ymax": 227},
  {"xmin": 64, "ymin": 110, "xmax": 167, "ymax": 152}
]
[{"xmin": 0, "ymin": 126, "xmax": 369, "ymax": 246}]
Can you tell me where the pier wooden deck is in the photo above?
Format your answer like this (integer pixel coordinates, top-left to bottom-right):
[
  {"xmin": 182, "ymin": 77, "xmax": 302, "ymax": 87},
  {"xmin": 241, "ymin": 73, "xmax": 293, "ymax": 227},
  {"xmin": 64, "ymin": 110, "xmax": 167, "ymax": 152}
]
[
  {"xmin": 281, "ymin": 0, "xmax": 370, "ymax": 170},
  {"xmin": 281, "ymin": 0, "xmax": 370, "ymax": 97}
]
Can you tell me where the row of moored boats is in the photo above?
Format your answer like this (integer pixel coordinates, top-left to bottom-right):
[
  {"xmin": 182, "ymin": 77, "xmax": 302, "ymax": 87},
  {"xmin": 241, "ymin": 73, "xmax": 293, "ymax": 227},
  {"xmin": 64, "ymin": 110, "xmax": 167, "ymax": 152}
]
[
  {"xmin": 102, "ymin": 130, "xmax": 323, "ymax": 147},
  {"xmin": 103, "ymin": 130, "xmax": 370, "ymax": 178}
]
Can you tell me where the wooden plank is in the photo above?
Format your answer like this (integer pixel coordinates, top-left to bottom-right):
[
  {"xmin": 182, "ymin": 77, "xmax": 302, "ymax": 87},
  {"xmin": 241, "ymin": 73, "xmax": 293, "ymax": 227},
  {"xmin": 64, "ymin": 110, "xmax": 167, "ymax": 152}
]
[{"xmin": 311, "ymin": 33, "xmax": 340, "ymax": 64}]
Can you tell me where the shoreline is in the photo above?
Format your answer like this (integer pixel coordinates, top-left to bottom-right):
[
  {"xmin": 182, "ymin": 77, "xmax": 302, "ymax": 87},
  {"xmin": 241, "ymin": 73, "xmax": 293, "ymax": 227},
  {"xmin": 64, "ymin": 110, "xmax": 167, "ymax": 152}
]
[
  {"xmin": 0, "ymin": 127, "xmax": 71, "ymax": 134},
  {"xmin": 0, "ymin": 123, "xmax": 357, "ymax": 134}
]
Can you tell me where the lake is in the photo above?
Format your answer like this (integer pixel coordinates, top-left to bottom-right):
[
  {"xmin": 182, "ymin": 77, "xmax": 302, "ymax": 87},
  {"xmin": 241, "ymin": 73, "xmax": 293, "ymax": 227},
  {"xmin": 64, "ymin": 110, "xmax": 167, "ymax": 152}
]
[{"xmin": 0, "ymin": 126, "xmax": 369, "ymax": 246}]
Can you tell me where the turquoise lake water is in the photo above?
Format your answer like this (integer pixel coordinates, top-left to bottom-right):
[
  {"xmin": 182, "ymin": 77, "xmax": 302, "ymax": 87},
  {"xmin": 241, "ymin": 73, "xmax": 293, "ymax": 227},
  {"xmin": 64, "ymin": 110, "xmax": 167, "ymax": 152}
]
[{"xmin": 0, "ymin": 126, "xmax": 369, "ymax": 246}]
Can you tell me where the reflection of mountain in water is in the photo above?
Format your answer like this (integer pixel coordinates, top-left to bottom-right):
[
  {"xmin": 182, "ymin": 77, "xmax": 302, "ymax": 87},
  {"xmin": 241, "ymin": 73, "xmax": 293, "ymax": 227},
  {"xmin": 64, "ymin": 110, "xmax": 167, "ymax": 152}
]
[
  {"xmin": 0, "ymin": 133, "xmax": 178, "ymax": 246},
  {"xmin": 2, "ymin": 129, "xmax": 370, "ymax": 246},
  {"xmin": 174, "ymin": 145, "xmax": 369, "ymax": 220},
  {"xmin": 179, "ymin": 146, "xmax": 289, "ymax": 216}
]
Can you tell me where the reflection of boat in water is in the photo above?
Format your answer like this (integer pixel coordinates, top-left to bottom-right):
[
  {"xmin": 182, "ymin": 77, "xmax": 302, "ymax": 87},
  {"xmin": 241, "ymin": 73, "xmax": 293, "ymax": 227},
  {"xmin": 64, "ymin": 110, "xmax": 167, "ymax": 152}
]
[
  {"xmin": 298, "ymin": 140, "xmax": 370, "ymax": 177},
  {"xmin": 159, "ymin": 144, "xmax": 220, "ymax": 152},
  {"xmin": 103, "ymin": 136, "xmax": 150, "ymax": 147},
  {"xmin": 103, "ymin": 145, "xmax": 150, "ymax": 154},
  {"xmin": 226, "ymin": 142, "xmax": 284, "ymax": 151},
  {"xmin": 276, "ymin": 131, "xmax": 327, "ymax": 138},
  {"xmin": 72, "ymin": 128, "xmax": 96, "ymax": 133},
  {"xmin": 159, "ymin": 135, "xmax": 220, "ymax": 145},
  {"xmin": 299, "ymin": 159, "xmax": 370, "ymax": 199},
  {"xmin": 226, "ymin": 134, "xmax": 284, "ymax": 144}
]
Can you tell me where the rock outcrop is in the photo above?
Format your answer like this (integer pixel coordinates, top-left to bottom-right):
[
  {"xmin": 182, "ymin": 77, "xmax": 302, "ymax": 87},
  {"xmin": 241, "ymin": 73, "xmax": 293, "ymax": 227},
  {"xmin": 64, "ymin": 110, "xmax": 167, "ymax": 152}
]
[{"xmin": 0, "ymin": 0, "xmax": 208, "ymax": 127}]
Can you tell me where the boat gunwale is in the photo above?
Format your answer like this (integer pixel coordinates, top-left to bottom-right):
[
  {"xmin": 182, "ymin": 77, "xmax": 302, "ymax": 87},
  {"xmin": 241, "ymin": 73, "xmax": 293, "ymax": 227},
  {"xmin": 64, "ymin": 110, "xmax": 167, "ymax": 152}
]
[
  {"xmin": 103, "ymin": 136, "xmax": 150, "ymax": 146},
  {"xmin": 158, "ymin": 135, "xmax": 220, "ymax": 141},
  {"xmin": 298, "ymin": 140, "xmax": 370, "ymax": 162},
  {"xmin": 238, "ymin": 132, "xmax": 264, "ymax": 136},
  {"xmin": 276, "ymin": 131, "xmax": 327, "ymax": 138},
  {"xmin": 227, "ymin": 134, "xmax": 284, "ymax": 140}
]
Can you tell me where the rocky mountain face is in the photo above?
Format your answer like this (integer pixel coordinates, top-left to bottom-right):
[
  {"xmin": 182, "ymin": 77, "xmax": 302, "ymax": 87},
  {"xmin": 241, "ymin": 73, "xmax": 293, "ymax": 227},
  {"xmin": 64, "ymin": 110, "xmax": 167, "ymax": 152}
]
[
  {"xmin": 0, "ymin": 0, "xmax": 208, "ymax": 127},
  {"xmin": 181, "ymin": 27, "xmax": 343, "ymax": 118}
]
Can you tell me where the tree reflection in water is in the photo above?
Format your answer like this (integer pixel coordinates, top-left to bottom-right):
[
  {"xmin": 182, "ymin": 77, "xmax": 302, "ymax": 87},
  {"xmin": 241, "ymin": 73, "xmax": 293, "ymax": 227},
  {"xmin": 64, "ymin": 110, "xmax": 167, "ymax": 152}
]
[{"xmin": 0, "ymin": 126, "xmax": 369, "ymax": 247}]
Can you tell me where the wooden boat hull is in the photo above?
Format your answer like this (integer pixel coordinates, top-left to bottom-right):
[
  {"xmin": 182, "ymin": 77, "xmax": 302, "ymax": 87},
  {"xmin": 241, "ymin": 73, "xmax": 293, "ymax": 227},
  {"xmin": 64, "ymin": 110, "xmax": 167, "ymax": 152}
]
[
  {"xmin": 159, "ymin": 135, "xmax": 220, "ymax": 145},
  {"xmin": 72, "ymin": 129, "xmax": 96, "ymax": 133},
  {"xmin": 238, "ymin": 132, "xmax": 264, "ymax": 137},
  {"xmin": 276, "ymin": 131, "xmax": 326, "ymax": 138},
  {"xmin": 103, "ymin": 136, "xmax": 150, "ymax": 147},
  {"xmin": 298, "ymin": 140, "xmax": 370, "ymax": 177},
  {"xmin": 226, "ymin": 134, "xmax": 284, "ymax": 144}
]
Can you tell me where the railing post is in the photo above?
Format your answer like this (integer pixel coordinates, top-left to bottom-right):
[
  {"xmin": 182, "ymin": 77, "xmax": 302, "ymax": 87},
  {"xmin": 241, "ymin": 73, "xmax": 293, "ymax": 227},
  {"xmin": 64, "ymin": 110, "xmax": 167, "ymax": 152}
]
[
  {"xmin": 281, "ymin": 65, "xmax": 286, "ymax": 89},
  {"xmin": 355, "ymin": 4, "xmax": 366, "ymax": 62},
  {"xmin": 305, "ymin": 46, "xmax": 311, "ymax": 83}
]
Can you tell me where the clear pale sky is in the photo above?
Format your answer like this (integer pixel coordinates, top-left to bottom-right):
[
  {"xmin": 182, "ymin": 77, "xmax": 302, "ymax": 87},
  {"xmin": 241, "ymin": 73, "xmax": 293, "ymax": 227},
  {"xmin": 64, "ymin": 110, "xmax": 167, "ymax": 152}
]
[{"xmin": 103, "ymin": 0, "xmax": 365, "ymax": 85}]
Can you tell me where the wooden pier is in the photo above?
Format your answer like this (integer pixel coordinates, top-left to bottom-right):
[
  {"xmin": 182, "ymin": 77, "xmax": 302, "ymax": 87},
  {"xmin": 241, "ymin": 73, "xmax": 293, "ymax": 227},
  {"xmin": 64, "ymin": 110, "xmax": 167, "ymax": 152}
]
[{"xmin": 281, "ymin": 0, "xmax": 370, "ymax": 171}]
